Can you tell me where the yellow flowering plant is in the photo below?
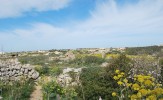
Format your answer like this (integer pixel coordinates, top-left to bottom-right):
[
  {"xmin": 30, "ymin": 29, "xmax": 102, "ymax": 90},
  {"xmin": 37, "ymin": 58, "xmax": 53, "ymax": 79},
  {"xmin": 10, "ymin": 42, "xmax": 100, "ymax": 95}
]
[{"xmin": 112, "ymin": 69, "xmax": 163, "ymax": 100}]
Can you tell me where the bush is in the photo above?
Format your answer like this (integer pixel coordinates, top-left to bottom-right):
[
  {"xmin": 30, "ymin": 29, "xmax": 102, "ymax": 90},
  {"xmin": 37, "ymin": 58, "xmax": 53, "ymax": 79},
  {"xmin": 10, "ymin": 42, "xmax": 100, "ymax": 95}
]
[
  {"xmin": 160, "ymin": 58, "xmax": 163, "ymax": 82},
  {"xmin": 106, "ymin": 54, "xmax": 132, "ymax": 73},
  {"xmin": 42, "ymin": 80, "xmax": 78, "ymax": 100},
  {"xmin": 0, "ymin": 79, "xmax": 35, "ymax": 100},
  {"xmin": 49, "ymin": 67, "xmax": 63, "ymax": 76},
  {"xmin": 75, "ymin": 67, "xmax": 119, "ymax": 100},
  {"xmin": 35, "ymin": 65, "xmax": 49, "ymax": 76},
  {"xmin": 112, "ymin": 70, "xmax": 163, "ymax": 100},
  {"xmin": 69, "ymin": 56, "xmax": 105, "ymax": 66},
  {"xmin": 18, "ymin": 55, "xmax": 48, "ymax": 66}
]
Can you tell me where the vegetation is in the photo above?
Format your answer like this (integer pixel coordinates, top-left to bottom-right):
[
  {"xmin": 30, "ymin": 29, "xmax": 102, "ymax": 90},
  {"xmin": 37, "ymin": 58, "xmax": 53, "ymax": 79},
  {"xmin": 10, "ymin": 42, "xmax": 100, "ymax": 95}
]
[
  {"xmin": 0, "ymin": 78, "xmax": 35, "ymax": 100},
  {"xmin": 69, "ymin": 55, "xmax": 105, "ymax": 66},
  {"xmin": 1, "ymin": 46, "xmax": 163, "ymax": 99},
  {"xmin": 18, "ymin": 55, "xmax": 49, "ymax": 66},
  {"xmin": 125, "ymin": 46, "xmax": 163, "ymax": 56},
  {"xmin": 41, "ymin": 78, "xmax": 77, "ymax": 100},
  {"xmin": 112, "ymin": 70, "xmax": 163, "ymax": 100}
]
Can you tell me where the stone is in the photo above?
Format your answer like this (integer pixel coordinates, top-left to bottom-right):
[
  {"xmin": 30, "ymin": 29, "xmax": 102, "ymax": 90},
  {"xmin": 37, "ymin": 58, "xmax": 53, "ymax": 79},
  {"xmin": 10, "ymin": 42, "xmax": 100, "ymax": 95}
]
[
  {"xmin": 31, "ymin": 72, "xmax": 39, "ymax": 79},
  {"xmin": 24, "ymin": 68, "xmax": 28, "ymax": 74},
  {"xmin": 0, "ymin": 59, "xmax": 39, "ymax": 81}
]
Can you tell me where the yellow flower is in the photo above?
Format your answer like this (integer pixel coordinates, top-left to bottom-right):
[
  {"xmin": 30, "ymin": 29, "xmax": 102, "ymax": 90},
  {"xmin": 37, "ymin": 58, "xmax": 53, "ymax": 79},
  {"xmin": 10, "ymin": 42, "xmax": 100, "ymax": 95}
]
[
  {"xmin": 115, "ymin": 70, "xmax": 120, "ymax": 74},
  {"xmin": 144, "ymin": 80, "xmax": 152, "ymax": 86},
  {"xmin": 147, "ymin": 89, "xmax": 151, "ymax": 94},
  {"xmin": 137, "ymin": 75, "xmax": 143, "ymax": 78},
  {"xmin": 154, "ymin": 88, "xmax": 163, "ymax": 95},
  {"xmin": 131, "ymin": 94, "xmax": 137, "ymax": 100},
  {"xmin": 126, "ymin": 83, "xmax": 132, "ymax": 87},
  {"xmin": 138, "ymin": 78, "xmax": 144, "ymax": 83},
  {"xmin": 141, "ymin": 85, "xmax": 145, "ymax": 88},
  {"xmin": 151, "ymin": 77, "xmax": 155, "ymax": 81},
  {"xmin": 120, "ymin": 72, "xmax": 125, "ymax": 75},
  {"xmin": 156, "ymin": 84, "xmax": 162, "ymax": 87},
  {"xmin": 137, "ymin": 92, "xmax": 142, "ymax": 98},
  {"xmin": 113, "ymin": 76, "xmax": 119, "ymax": 80},
  {"xmin": 118, "ymin": 75, "xmax": 122, "ymax": 78},
  {"xmin": 139, "ymin": 89, "xmax": 148, "ymax": 96},
  {"xmin": 132, "ymin": 83, "xmax": 140, "ymax": 91},
  {"xmin": 134, "ymin": 75, "xmax": 137, "ymax": 78},
  {"xmin": 112, "ymin": 92, "xmax": 116, "ymax": 97},
  {"xmin": 144, "ymin": 75, "xmax": 151, "ymax": 79},
  {"xmin": 123, "ymin": 78, "xmax": 128, "ymax": 83},
  {"xmin": 117, "ymin": 81, "xmax": 123, "ymax": 85},
  {"xmin": 147, "ymin": 95, "xmax": 156, "ymax": 100}
]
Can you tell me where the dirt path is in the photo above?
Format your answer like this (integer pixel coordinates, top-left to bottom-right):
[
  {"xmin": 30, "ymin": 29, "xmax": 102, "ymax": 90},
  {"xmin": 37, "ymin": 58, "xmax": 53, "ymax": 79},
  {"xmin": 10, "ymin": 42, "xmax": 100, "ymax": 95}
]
[{"xmin": 30, "ymin": 85, "xmax": 43, "ymax": 100}]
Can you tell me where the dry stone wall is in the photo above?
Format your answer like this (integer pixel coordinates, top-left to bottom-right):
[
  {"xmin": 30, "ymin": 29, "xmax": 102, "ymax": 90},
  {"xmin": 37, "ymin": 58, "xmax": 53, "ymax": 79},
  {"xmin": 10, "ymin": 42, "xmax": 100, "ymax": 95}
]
[
  {"xmin": 0, "ymin": 58, "xmax": 39, "ymax": 81},
  {"xmin": 57, "ymin": 68, "xmax": 82, "ymax": 87}
]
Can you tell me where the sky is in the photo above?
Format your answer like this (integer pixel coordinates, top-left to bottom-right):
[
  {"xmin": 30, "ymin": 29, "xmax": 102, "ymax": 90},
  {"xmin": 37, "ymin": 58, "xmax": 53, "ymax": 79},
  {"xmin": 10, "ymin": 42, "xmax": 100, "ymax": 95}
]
[{"xmin": 0, "ymin": 0, "xmax": 163, "ymax": 52}]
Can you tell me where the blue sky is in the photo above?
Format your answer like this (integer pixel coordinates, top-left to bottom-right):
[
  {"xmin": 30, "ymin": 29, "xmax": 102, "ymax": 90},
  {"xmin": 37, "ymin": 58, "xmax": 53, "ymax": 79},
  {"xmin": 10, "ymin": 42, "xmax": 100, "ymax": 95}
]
[{"xmin": 0, "ymin": 0, "xmax": 163, "ymax": 52}]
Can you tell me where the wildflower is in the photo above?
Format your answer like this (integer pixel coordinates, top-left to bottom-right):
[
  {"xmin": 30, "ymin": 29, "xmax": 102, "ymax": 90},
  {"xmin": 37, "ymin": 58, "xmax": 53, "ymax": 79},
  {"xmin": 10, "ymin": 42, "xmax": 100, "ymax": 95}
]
[
  {"xmin": 113, "ymin": 76, "xmax": 119, "ymax": 80},
  {"xmin": 137, "ymin": 78, "xmax": 144, "ymax": 83},
  {"xmin": 154, "ymin": 88, "xmax": 163, "ymax": 95},
  {"xmin": 134, "ymin": 75, "xmax": 137, "ymax": 78},
  {"xmin": 137, "ymin": 92, "xmax": 142, "ymax": 98},
  {"xmin": 117, "ymin": 81, "xmax": 123, "ymax": 85},
  {"xmin": 131, "ymin": 94, "xmax": 137, "ymax": 100},
  {"xmin": 115, "ymin": 70, "xmax": 120, "ymax": 74},
  {"xmin": 126, "ymin": 83, "xmax": 132, "ymax": 87},
  {"xmin": 147, "ymin": 95, "xmax": 156, "ymax": 100},
  {"xmin": 139, "ymin": 89, "xmax": 148, "ymax": 96},
  {"xmin": 151, "ymin": 77, "xmax": 155, "ymax": 81},
  {"xmin": 112, "ymin": 92, "xmax": 116, "ymax": 97},
  {"xmin": 123, "ymin": 78, "xmax": 128, "ymax": 83},
  {"xmin": 144, "ymin": 75, "xmax": 150, "ymax": 79},
  {"xmin": 144, "ymin": 80, "xmax": 152, "ymax": 86},
  {"xmin": 118, "ymin": 75, "xmax": 122, "ymax": 78},
  {"xmin": 120, "ymin": 72, "xmax": 125, "ymax": 76},
  {"xmin": 137, "ymin": 75, "xmax": 143, "ymax": 78},
  {"xmin": 147, "ymin": 89, "xmax": 151, "ymax": 94},
  {"xmin": 156, "ymin": 84, "xmax": 162, "ymax": 87},
  {"xmin": 132, "ymin": 83, "xmax": 140, "ymax": 90},
  {"xmin": 141, "ymin": 85, "xmax": 145, "ymax": 88}
]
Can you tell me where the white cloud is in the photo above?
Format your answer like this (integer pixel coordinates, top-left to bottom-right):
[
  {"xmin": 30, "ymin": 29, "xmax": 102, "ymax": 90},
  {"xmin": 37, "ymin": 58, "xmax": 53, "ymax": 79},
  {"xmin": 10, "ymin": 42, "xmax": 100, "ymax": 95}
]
[
  {"xmin": 0, "ymin": 0, "xmax": 71, "ymax": 18},
  {"xmin": 78, "ymin": 0, "xmax": 163, "ymax": 35},
  {"xmin": 0, "ymin": 0, "xmax": 163, "ymax": 51}
]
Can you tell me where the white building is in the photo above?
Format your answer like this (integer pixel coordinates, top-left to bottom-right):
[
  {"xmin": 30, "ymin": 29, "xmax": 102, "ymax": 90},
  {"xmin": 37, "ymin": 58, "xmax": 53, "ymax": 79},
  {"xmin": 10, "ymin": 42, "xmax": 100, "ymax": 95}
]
[{"xmin": 0, "ymin": 52, "xmax": 4, "ymax": 54}]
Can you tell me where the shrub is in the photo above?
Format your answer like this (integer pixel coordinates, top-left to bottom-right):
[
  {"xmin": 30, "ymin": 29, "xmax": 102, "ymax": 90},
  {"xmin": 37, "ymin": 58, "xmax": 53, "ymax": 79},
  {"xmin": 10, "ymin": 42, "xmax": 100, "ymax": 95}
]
[
  {"xmin": 49, "ymin": 67, "xmax": 63, "ymax": 76},
  {"xmin": 75, "ymin": 67, "xmax": 119, "ymax": 100},
  {"xmin": 18, "ymin": 55, "xmax": 48, "ymax": 66},
  {"xmin": 42, "ymin": 80, "xmax": 78, "ymax": 100},
  {"xmin": 112, "ymin": 70, "xmax": 163, "ymax": 100},
  {"xmin": 35, "ymin": 65, "xmax": 49, "ymax": 76},
  {"xmin": 106, "ymin": 54, "xmax": 132, "ymax": 74},
  {"xmin": 69, "ymin": 56, "xmax": 105, "ymax": 66},
  {"xmin": 160, "ymin": 58, "xmax": 163, "ymax": 83},
  {"xmin": 0, "ymin": 79, "xmax": 35, "ymax": 100}
]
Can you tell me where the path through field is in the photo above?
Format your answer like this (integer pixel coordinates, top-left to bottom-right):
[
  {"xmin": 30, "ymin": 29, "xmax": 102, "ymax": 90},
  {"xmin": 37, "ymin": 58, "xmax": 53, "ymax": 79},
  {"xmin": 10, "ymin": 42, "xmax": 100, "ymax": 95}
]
[{"xmin": 30, "ymin": 85, "xmax": 43, "ymax": 100}]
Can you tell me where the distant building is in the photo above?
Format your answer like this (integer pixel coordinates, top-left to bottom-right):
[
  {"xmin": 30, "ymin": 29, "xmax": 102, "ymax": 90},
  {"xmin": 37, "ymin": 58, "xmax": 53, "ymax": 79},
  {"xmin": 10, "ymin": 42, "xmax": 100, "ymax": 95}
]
[
  {"xmin": 37, "ymin": 50, "xmax": 46, "ymax": 53},
  {"xmin": 160, "ymin": 44, "xmax": 163, "ymax": 46},
  {"xmin": 0, "ymin": 52, "xmax": 4, "ymax": 54}
]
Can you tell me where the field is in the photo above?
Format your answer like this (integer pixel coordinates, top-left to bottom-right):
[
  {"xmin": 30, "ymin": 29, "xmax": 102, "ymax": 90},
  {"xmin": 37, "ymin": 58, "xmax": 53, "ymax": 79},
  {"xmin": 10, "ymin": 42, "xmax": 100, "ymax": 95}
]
[{"xmin": 0, "ymin": 46, "xmax": 163, "ymax": 100}]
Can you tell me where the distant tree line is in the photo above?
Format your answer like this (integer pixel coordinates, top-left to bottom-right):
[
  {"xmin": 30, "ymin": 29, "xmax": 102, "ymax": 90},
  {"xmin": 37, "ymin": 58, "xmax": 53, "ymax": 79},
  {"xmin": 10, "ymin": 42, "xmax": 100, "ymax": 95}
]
[{"xmin": 125, "ymin": 46, "xmax": 163, "ymax": 56}]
